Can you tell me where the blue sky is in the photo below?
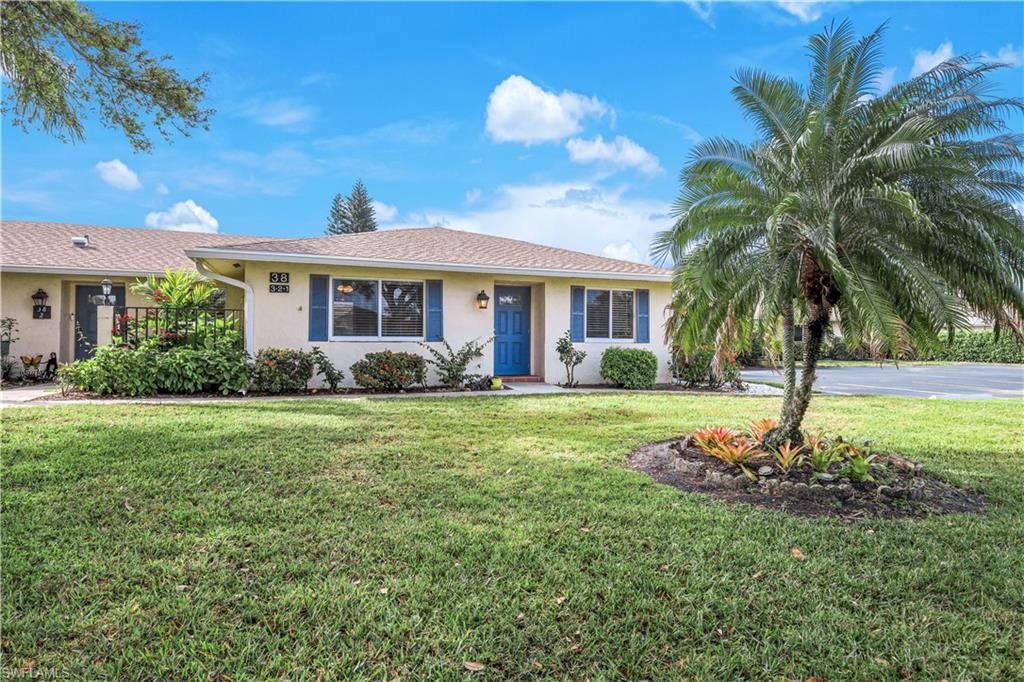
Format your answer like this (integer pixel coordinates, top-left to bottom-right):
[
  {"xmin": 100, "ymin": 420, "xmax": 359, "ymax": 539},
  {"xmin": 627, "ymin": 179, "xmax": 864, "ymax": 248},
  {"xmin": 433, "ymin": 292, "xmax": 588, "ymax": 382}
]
[{"xmin": 3, "ymin": 1, "xmax": 1022, "ymax": 263}]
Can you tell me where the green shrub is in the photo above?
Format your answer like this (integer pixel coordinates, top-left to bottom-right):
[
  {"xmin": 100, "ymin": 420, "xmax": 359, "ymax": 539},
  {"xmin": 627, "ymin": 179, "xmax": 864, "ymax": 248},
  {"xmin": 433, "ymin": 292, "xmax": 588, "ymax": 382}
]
[
  {"xmin": 673, "ymin": 346, "xmax": 741, "ymax": 388},
  {"xmin": 57, "ymin": 337, "xmax": 249, "ymax": 396},
  {"xmin": 419, "ymin": 337, "xmax": 491, "ymax": 389},
  {"xmin": 350, "ymin": 350, "xmax": 427, "ymax": 391},
  {"xmin": 309, "ymin": 346, "xmax": 345, "ymax": 392},
  {"xmin": 58, "ymin": 345, "xmax": 159, "ymax": 396},
  {"xmin": 936, "ymin": 330, "xmax": 1024, "ymax": 363},
  {"xmin": 250, "ymin": 348, "xmax": 316, "ymax": 394},
  {"xmin": 600, "ymin": 347, "xmax": 658, "ymax": 389},
  {"xmin": 555, "ymin": 330, "xmax": 587, "ymax": 387}
]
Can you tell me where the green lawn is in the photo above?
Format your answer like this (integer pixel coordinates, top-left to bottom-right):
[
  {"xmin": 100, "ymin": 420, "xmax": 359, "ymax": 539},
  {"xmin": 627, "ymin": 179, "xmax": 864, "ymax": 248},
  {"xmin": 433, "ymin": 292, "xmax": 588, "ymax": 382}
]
[{"xmin": 3, "ymin": 395, "xmax": 1023, "ymax": 680}]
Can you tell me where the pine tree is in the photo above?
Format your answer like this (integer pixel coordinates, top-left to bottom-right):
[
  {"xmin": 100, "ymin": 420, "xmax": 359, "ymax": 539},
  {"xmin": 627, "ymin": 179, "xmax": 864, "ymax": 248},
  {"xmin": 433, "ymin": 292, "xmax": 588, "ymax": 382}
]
[
  {"xmin": 325, "ymin": 193, "xmax": 348, "ymax": 235},
  {"xmin": 346, "ymin": 179, "xmax": 378, "ymax": 233},
  {"xmin": 325, "ymin": 180, "xmax": 378, "ymax": 235}
]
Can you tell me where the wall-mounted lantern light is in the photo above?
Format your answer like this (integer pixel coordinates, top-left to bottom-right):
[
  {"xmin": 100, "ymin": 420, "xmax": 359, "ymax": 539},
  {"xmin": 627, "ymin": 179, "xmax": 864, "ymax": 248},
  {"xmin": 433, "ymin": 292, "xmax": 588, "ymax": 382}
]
[
  {"xmin": 100, "ymin": 278, "xmax": 113, "ymax": 305},
  {"xmin": 31, "ymin": 288, "xmax": 51, "ymax": 319},
  {"xmin": 476, "ymin": 290, "xmax": 490, "ymax": 310}
]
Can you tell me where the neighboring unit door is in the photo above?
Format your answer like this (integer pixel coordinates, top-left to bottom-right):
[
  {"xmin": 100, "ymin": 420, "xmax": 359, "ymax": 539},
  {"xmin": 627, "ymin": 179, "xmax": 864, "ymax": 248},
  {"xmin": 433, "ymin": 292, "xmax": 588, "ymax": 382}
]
[
  {"xmin": 74, "ymin": 285, "xmax": 125, "ymax": 360},
  {"xmin": 494, "ymin": 286, "xmax": 531, "ymax": 376}
]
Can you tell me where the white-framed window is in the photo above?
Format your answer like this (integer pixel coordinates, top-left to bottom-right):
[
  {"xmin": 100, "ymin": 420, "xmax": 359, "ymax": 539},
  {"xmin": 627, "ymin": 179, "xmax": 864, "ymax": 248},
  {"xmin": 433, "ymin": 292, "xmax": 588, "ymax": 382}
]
[
  {"xmin": 330, "ymin": 278, "xmax": 425, "ymax": 340},
  {"xmin": 585, "ymin": 288, "xmax": 634, "ymax": 341}
]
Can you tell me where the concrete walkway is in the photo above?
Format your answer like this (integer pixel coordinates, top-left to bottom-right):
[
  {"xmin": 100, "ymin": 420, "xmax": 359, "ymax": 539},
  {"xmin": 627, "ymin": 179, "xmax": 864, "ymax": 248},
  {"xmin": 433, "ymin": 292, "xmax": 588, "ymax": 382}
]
[
  {"xmin": 0, "ymin": 384, "xmax": 61, "ymax": 405},
  {"xmin": 0, "ymin": 381, "xmax": 573, "ymax": 409}
]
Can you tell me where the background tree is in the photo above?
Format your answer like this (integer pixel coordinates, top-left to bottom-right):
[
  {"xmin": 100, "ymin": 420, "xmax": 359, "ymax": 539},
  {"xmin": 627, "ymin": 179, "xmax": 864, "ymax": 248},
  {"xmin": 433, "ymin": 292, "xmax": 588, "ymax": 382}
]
[
  {"xmin": 654, "ymin": 20, "xmax": 1024, "ymax": 445},
  {"xmin": 1, "ymin": 0, "xmax": 212, "ymax": 153},
  {"xmin": 325, "ymin": 193, "xmax": 348, "ymax": 235},
  {"xmin": 325, "ymin": 179, "xmax": 378, "ymax": 234}
]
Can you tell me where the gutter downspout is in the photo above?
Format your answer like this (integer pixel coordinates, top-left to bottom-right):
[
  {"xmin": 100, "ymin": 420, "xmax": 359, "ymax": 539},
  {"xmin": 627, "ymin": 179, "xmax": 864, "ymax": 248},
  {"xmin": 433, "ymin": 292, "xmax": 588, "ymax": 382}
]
[{"xmin": 195, "ymin": 258, "xmax": 255, "ymax": 356}]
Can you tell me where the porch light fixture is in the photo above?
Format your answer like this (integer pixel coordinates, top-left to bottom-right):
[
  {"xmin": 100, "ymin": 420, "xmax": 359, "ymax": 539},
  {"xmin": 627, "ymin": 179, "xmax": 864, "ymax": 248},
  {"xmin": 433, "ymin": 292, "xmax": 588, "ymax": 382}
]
[
  {"xmin": 337, "ymin": 283, "xmax": 354, "ymax": 294},
  {"xmin": 31, "ymin": 288, "xmax": 51, "ymax": 320},
  {"xmin": 476, "ymin": 290, "xmax": 490, "ymax": 310},
  {"xmin": 100, "ymin": 278, "xmax": 113, "ymax": 305}
]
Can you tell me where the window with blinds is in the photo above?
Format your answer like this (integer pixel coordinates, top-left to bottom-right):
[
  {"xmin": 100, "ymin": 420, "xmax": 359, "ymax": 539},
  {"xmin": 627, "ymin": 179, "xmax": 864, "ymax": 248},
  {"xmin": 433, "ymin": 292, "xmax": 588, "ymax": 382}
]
[
  {"xmin": 585, "ymin": 288, "xmax": 634, "ymax": 340},
  {"xmin": 332, "ymin": 279, "xmax": 379, "ymax": 337},
  {"xmin": 381, "ymin": 281, "xmax": 424, "ymax": 337},
  {"xmin": 586, "ymin": 289, "xmax": 610, "ymax": 338},
  {"xmin": 331, "ymin": 278, "xmax": 425, "ymax": 338},
  {"xmin": 612, "ymin": 290, "xmax": 634, "ymax": 339}
]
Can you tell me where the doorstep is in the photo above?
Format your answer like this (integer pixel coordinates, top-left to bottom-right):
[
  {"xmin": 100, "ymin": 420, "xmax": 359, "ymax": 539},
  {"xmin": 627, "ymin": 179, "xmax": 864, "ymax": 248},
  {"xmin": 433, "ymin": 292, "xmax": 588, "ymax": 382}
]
[{"xmin": 500, "ymin": 375, "xmax": 545, "ymax": 383}]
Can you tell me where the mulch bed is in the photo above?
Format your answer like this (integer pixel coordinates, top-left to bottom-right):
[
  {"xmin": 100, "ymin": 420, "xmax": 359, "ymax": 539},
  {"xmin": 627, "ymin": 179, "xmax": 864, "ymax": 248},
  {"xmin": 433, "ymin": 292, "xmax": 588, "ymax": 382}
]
[{"xmin": 629, "ymin": 437, "xmax": 984, "ymax": 521}]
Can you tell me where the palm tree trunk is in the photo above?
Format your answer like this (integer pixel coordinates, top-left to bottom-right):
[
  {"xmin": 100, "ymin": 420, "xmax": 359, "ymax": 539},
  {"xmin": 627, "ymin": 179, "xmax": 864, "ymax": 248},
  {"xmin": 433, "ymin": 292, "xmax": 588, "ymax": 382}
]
[
  {"xmin": 780, "ymin": 300, "xmax": 796, "ymax": 407},
  {"xmin": 762, "ymin": 299, "xmax": 798, "ymax": 450},
  {"xmin": 777, "ymin": 301, "xmax": 830, "ymax": 442}
]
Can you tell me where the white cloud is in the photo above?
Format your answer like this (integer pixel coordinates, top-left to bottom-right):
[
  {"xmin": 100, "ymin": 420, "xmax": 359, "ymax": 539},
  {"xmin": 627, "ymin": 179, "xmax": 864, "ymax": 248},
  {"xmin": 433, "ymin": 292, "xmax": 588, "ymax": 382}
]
[
  {"xmin": 156, "ymin": 183, "xmax": 169, "ymax": 196},
  {"xmin": 372, "ymin": 200, "xmax": 398, "ymax": 222},
  {"xmin": 241, "ymin": 98, "xmax": 315, "ymax": 128},
  {"xmin": 465, "ymin": 188, "xmax": 482, "ymax": 205},
  {"xmin": 684, "ymin": 1, "xmax": 715, "ymax": 26},
  {"xmin": 316, "ymin": 119, "xmax": 457, "ymax": 147},
  {"xmin": 981, "ymin": 44, "xmax": 1023, "ymax": 67},
  {"xmin": 566, "ymin": 135, "xmax": 663, "ymax": 175},
  {"xmin": 602, "ymin": 240, "xmax": 644, "ymax": 263},
  {"xmin": 912, "ymin": 41, "xmax": 954, "ymax": 77},
  {"xmin": 874, "ymin": 67, "xmax": 898, "ymax": 93},
  {"xmin": 94, "ymin": 159, "xmax": 141, "ymax": 191},
  {"xmin": 145, "ymin": 200, "xmax": 219, "ymax": 233},
  {"xmin": 775, "ymin": 1, "xmax": 825, "ymax": 23},
  {"xmin": 382, "ymin": 181, "xmax": 671, "ymax": 264},
  {"xmin": 485, "ymin": 75, "xmax": 609, "ymax": 145}
]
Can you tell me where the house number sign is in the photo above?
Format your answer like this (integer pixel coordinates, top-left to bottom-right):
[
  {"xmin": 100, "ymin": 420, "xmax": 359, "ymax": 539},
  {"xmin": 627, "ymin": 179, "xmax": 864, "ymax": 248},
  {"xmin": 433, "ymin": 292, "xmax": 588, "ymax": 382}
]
[{"xmin": 269, "ymin": 272, "xmax": 290, "ymax": 293}]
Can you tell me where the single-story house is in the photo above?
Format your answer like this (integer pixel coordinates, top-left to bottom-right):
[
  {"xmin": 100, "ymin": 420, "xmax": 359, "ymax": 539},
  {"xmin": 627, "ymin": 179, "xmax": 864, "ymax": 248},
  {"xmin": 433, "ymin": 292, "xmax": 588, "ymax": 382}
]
[{"xmin": 1, "ymin": 220, "xmax": 673, "ymax": 386}]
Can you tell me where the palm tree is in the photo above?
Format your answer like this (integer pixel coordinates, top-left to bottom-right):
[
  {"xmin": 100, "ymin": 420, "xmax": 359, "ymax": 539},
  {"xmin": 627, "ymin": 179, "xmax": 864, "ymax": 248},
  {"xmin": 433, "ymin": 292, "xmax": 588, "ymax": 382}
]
[{"xmin": 653, "ymin": 20, "xmax": 1024, "ymax": 445}]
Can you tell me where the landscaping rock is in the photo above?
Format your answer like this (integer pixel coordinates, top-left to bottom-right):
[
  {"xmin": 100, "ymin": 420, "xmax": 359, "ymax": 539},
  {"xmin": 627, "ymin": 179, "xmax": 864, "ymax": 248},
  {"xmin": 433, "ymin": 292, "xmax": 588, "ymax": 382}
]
[{"xmin": 627, "ymin": 436, "xmax": 985, "ymax": 522}]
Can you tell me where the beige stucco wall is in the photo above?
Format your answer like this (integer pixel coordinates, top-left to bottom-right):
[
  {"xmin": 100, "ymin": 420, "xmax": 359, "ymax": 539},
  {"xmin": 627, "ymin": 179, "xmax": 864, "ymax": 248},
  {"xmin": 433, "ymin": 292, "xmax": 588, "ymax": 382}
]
[
  {"xmin": 0, "ymin": 271, "xmax": 242, "ymax": 365},
  {"xmin": 240, "ymin": 260, "xmax": 673, "ymax": 387}
]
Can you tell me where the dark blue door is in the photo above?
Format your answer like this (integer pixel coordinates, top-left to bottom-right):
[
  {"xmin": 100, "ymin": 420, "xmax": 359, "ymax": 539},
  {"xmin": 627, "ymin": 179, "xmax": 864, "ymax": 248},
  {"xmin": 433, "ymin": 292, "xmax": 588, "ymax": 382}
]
[
  {"xmin": 74, "ymin": 284, "xmax": 124, "ymax": 360},
  {"xmin": 494, "ymin": 286, "xmax": 531, "ymax": 376}
]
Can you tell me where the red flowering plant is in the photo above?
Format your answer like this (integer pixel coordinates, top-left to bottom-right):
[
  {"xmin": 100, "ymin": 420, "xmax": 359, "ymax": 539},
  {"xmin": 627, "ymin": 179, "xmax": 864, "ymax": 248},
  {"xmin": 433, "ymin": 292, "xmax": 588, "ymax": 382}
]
[{"xmin": 350, "ymin": 350, "xmax": 427, "ymax": 391}]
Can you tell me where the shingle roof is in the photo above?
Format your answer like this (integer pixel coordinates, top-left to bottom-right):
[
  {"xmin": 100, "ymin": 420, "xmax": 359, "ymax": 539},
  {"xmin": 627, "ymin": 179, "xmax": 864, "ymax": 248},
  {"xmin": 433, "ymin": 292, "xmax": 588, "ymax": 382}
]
[
  {"xmin": 0, "ymin": 220, "xmax": 278, "ymax": 275},
  {"xmin": 1, "ymin": 221, "xmax": 670, "ymax": 280},
  {"xmin": 189, "ymin": 227, "xmax": 671, "ymax": 278}
]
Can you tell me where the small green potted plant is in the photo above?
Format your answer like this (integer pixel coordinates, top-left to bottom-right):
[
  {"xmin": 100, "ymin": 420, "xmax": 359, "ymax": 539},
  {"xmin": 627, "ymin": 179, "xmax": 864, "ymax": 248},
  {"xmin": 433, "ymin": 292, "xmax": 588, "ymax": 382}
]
[{"xmin": 0, "ymin": 317, "xmax": 18, "ymax": 357}]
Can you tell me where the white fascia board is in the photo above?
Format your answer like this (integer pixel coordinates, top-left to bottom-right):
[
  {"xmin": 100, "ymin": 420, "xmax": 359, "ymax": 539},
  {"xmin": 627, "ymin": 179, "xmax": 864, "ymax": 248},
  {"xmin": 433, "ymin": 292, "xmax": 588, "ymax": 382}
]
[
  {"xmin": 0, "ymin": 264, "xmax": 165, "ymax": 277},
  {"xmin": 184, "ymin": 248, "xmax": 672, "ymax": 283}
]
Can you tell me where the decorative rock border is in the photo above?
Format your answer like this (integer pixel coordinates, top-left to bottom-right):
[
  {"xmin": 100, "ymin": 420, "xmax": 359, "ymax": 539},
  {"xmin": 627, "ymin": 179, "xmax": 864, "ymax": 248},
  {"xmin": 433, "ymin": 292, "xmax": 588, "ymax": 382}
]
[{"xmin": 629, "ymin": 438, "xmax": 984, "ymax": 521}]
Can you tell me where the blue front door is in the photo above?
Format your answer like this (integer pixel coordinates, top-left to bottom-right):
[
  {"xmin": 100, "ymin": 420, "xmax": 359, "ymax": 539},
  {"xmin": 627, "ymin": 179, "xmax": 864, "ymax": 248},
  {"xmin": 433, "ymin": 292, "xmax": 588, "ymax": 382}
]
[
  {"xmin": 494, "ymin": 286, "xmax": 531, "ymax": 376},
  {"xmin": 74, "ymin": 284, "xmax": 124, "ymax": 360}
]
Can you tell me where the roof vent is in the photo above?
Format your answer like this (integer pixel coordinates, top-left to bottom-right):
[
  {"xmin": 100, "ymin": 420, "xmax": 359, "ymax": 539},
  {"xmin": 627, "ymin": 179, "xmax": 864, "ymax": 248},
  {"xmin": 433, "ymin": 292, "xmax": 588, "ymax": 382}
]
[{"xmin": 71, "ymin": 235, "xmax": 90, "ymax": 248}]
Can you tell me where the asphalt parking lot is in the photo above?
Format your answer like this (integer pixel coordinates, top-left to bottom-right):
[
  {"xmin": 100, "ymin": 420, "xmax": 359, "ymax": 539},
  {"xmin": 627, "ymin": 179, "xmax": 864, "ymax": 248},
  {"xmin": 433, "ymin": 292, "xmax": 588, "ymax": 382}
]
[{"xmin": 743, "ymin": 363, "xmax": 1024, "ymax": 400}]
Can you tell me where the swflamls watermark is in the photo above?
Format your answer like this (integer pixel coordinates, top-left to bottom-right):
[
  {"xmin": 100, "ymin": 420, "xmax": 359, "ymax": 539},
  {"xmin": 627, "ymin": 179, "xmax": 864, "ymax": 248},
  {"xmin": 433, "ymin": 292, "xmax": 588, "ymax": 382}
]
[{"xmin": 1, "ymin": 666, "xmax": 70, "ymax": 680}]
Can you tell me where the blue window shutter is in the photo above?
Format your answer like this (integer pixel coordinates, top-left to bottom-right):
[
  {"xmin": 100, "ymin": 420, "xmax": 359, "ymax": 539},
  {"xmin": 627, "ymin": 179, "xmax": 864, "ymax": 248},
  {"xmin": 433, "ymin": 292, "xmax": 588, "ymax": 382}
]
[
  {"xmin": 308, "ymin": 275, "xmax": 328, "ymax": 341},
  {"xmin": 426, "ymin": 280, "xmax": 443, "ymax": 341},
  {"xmin": 570, "ymin": 286, "xmax": 585, "ymax": 342},
  {"xmin": 636, "ymin": 289, "xmax": 650, "ymax": 343}
]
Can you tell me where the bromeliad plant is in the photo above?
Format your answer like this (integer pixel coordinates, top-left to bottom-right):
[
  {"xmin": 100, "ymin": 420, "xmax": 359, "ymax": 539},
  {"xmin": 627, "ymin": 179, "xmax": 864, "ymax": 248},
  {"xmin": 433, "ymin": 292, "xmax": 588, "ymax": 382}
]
[
  {"xmin": 691, "ymin": 423, "xmax": 886, "ymax": 483},
  {"xmin": 773, "ymin": 441, "xmax": 805, "ymax": 473}
]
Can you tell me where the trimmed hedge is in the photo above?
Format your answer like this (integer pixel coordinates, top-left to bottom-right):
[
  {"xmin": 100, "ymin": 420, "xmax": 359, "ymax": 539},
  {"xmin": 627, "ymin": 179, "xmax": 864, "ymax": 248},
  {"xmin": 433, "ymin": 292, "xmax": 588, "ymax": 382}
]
[
  {"xmin": 250, "ymin": 348, "xmax": 316, "ymax": 394},
  {"xmin": 740, "ymin": 329, "xmax": 1024, "ymax": 365},
  {"xmin": 927, "ymin": 330, "xmax": 1024, "ymax": 363},
  {"xmin": 600, "ymin": 347, "xmax": 658, "ymax": 389},
  {"xmin": 350, "ymin": 350, "xmax": 427, "ymax": 391}
]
